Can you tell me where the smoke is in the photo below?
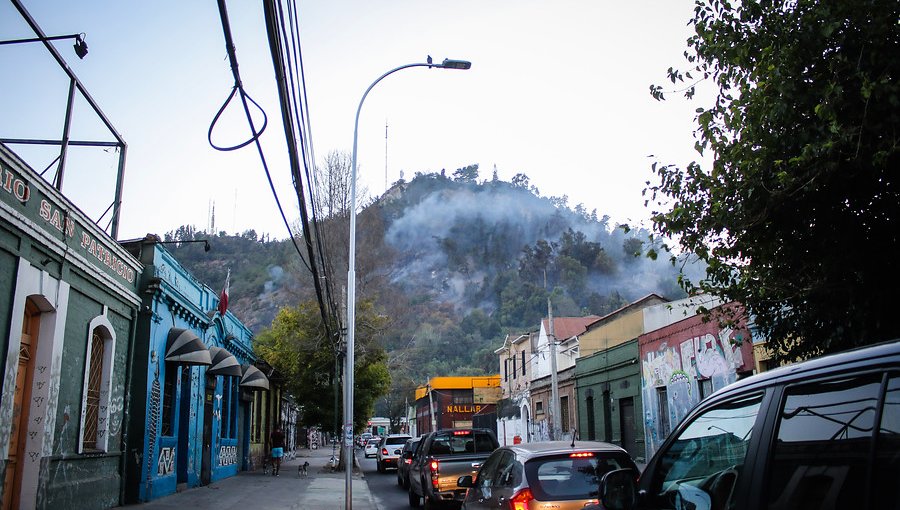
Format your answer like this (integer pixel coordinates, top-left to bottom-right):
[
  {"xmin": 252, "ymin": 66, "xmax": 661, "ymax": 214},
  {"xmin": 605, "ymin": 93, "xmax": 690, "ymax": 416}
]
[{"xmin": 383, "ymin": 176, "xmax": 698, "ymax": 310}]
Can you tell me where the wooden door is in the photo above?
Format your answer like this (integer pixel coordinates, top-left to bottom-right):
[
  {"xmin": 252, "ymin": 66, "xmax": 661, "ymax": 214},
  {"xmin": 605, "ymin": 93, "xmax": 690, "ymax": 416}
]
[{"xmin": 3, "ymin": 300, "xmax": 40, "ymax": 510}]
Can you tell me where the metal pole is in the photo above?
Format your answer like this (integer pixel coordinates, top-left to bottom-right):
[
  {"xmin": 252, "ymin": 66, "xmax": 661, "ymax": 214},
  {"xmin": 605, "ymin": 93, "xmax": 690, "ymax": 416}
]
[
  {"xmin": 56, "ymin": 77, "xmax": 76, "ymax": 190},
  {"xmin": 345, "ymin": 59, "xmax": 469, "ymax": 507},
  {"xmin": 548, "ymin": 298, "xmax": 560, "ymax": 441}
]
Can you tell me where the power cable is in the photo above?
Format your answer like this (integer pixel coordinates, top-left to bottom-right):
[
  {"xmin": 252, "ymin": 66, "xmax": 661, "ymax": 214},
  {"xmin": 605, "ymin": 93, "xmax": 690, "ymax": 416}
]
[{"xmin": 210, "ymin": 0, "xmax": 312, "ymax": 274}]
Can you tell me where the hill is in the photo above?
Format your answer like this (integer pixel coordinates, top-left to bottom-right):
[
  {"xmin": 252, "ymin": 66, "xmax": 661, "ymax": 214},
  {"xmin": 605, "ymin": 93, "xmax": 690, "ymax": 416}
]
[{"xmin": 163, "ymin": 168, "xmax": 699, "ymax": 382}]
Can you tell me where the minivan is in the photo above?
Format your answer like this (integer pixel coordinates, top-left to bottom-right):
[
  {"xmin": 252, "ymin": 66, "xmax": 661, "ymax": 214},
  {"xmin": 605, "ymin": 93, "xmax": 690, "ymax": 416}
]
[{"xmin": 595, "ymin": 340, "xmax": 900, "ymax": 510}]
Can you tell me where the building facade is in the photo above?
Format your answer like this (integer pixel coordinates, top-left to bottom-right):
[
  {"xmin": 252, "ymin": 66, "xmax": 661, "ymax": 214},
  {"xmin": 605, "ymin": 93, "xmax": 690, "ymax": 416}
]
[
  {"xmin": 574, "ymin": 339, "xmax": 644, "ymax": 461},
  {"xmin": 414, "ymin": 376, "xmax": 500, "ymax": 435},
  {"xmin": 495, "ymin": 332, "xmax": 536, "ymax": 445},
  {"xmin": 0, "ymin": 144, "xmax": 142, "ymax": 509},
  {"xmin": 639, "ymin": 302, "xmax": 755, "ymax": 459},
  {"xmin": 122, "ymin": 236, "xmax": 268, "ymax": 502}
]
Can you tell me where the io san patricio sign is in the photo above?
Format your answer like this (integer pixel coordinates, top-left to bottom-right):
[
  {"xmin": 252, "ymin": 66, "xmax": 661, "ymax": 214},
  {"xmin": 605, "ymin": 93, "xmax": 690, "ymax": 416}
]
[{"xmin": 1, "ymin": 159, "xmax": 137, "ymax": 287}]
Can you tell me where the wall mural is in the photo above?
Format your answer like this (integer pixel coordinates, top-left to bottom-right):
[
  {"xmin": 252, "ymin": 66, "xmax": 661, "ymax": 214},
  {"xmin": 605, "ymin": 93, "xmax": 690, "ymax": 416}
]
[{"xmin": 641, "ymin": 327, "xmax": 750, "ymax": 457}]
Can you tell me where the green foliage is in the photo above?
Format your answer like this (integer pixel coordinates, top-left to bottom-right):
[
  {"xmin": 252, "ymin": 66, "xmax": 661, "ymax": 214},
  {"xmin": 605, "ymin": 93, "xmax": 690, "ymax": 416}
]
[
  {"xmin": 648, "ymin": 0, "xmax": 900, "ymax": 361},
  {"xmin": 254, "ymin": 300, "xmax": 390, "ymax": 432},
  {"xmin": 452, "ymin": 164, "xmax": 479, "ymax": 183}
]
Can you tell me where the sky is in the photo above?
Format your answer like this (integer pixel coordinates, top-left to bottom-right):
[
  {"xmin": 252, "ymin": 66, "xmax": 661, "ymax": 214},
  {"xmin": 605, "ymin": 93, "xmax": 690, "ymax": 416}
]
[{"xmin": 1, "ymin": 0, "xmax": 712, "ymax": 242}]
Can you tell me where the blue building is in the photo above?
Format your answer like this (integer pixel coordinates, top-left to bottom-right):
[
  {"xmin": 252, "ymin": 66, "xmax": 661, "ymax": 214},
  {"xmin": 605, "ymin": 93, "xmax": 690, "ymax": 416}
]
[{"xmin": 121, "ymin": 235, "xmax": 268, "ymax": 502}]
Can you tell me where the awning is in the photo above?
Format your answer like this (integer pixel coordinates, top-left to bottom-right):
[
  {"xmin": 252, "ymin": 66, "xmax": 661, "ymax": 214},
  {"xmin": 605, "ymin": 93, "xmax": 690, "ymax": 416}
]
[
  {"xmin": 240, "ymin": 364, "xmax": 270, "ymax": 390},
  {"xmin": 207, "ymin": 346, "xmax": 242, "ymax": 377},
  {"xmin": 165, "ymin": 328, "xmax": 212, "ymax": 366}
]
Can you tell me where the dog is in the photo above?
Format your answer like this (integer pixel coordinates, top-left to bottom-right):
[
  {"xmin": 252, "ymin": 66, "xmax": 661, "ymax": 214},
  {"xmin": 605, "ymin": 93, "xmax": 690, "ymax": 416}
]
[{"xmin": 299, "ymin": 461, "xmax": 309, "ymax": 478}]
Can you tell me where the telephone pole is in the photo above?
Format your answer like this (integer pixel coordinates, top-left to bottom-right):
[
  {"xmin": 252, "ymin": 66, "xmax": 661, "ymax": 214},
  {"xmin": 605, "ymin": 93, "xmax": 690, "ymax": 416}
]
[{"xmin": 548, "ymin": 297, "xmax": 560, "ymax": 441}]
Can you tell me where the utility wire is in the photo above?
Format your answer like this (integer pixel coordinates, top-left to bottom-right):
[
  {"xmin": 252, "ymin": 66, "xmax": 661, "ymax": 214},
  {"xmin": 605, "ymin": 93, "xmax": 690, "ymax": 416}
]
[
  {"xmin": 262, "ymin": 0, "xmax": 335, "ymax": 339},
  {"xmin": 210, "ymin": 0, "xmax": 312, "ymax": 275},
  {"xmin": 275, "ymin": 0, "xmax": 340, "ymax": 325}
]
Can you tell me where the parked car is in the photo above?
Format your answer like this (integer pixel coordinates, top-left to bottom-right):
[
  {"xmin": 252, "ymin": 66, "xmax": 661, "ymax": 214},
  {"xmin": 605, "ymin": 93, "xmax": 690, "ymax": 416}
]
[
  {"xmin": 397, "ymin": 437, "xmax": 423, "ymax": 489},
  {"xmin": 364, "ymin": 437, "xmax": 381, "ymax": 458},
  {"xmin": 592, "ymin": 340, "xmax": 900, "ymax": 510},
  {"xmin": 408, "ymin": 428, "xmax": 499, "ymax": 508},
  {"xmin": 458, "ymin": 441, "xmax": 638, "ymax": 510},
  {"xmin": 377, "ymin": 433, "xmax": 412, "ymax": 472}
]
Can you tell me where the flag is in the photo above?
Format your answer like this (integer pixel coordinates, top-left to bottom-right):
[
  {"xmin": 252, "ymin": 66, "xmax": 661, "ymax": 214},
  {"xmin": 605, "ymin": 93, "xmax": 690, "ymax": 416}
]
[{"xmin": 218, "ymin": 269, "xmax": 230, "ymax": 316}]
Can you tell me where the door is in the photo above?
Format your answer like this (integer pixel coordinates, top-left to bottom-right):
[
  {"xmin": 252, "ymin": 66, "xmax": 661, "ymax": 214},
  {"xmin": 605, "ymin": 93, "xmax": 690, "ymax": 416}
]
[
  {"xmin": 176, "ymin": 366, "xmax": 190, "ymax": 484},
  {"xmin": 200, "ymin": 374, "xmax": 214, "ymax": 485},
  {"xmin": 619, "ymin": 397, "xmax": 637, "ymax": 458},
  {"xmin": 3, "ymin": 300, "xmax": 40, "ymax": 510}
]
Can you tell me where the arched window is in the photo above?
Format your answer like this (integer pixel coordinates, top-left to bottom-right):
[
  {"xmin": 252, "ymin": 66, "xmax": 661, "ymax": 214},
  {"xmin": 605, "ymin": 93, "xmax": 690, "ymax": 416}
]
[{"xmin": 80, "ymin": 311, "xmax": 116, "ymax": 453}]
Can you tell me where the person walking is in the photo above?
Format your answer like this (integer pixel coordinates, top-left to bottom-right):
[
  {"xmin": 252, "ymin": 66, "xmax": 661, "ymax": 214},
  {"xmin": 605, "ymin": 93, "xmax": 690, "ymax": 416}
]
[{"xmin": 270, "ymin": 425, "xmax": 285, "ymax": 476}]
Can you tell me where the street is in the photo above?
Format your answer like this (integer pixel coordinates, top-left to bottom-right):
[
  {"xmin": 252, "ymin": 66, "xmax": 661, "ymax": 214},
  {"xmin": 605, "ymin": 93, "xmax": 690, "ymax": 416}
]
[{"xmin": 359, "ymin": 450, "xmax": 416, "ymax": 510}]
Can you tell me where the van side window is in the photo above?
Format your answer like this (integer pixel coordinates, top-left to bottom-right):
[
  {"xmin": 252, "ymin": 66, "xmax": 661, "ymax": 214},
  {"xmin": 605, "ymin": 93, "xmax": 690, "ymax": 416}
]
[
  {"xmin": 650, "ymin": 393, "xmax": 762, "ymax": 510},
  {"xmin": 766, "ymin": 374, "xmax": 882, "ymax": 509},
  {"xmin": 875, "ymin": 375, "xmax": 900, "ymax": 508}
]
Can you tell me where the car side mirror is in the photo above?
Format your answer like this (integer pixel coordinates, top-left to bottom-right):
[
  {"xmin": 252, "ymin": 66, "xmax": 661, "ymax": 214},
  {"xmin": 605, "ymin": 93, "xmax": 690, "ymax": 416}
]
[
  {"xmin": 599, "ymin": 469, "xmax": 638, "ymax": 510},
  {"xmin": 457, "ymin": 475, "xmax": 474, "ymax": 488}
]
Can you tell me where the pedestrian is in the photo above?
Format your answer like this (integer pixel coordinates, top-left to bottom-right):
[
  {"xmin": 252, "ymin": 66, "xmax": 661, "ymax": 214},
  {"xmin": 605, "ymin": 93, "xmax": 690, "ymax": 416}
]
[{"xmin": 270, "ymin": 425, "xmax": 285, "ymax": 476}]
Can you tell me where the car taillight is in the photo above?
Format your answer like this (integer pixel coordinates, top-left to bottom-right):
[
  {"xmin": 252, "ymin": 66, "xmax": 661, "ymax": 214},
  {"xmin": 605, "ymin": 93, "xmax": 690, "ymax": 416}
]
[
  {"xmin": 508, "ymin": 488, "xmax": 533, "ymax": 510},
  {"xmin": 430, "ymin": 459, "xmax": 440, "ymax": 488},
  {"xmin": 404, "ymin": 458, "xmax": 412, "ymax": 464},
  {"xmin": 382, "ymin": 448, "xmax": 388, "ymax": 455},
  {"xmin": 569, "ymin": 452, "xmax": 595, "ymax": 458}
]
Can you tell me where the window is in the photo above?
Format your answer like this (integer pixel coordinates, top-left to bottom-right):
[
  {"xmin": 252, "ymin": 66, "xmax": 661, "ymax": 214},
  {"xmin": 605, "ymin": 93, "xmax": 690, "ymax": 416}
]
[
  {"xmin": 698, "ymin": 378, "xmax": 713, "ymax": 400},
  {"xmin": 535, "ymin": 400, "xmax": 544, "ymax": 415},
  {"xmin": 657, "ymin": 387, "xmax": 670, "ymax": 438},
  {"xmin": 79, "ymin": 314, "xmax": 116, "ymax": 453},
  {"xmin": 651, "ymin": 393, "xmax": 762, "ymax": 508},
  {"xmin": 504, "ymin": 358, "xmax": 509, "ymax": 381},
  {"xmin": 560, "ymin": 395, "xmax": 570, "ymax": 434},
  {"xmin": 525, "ymin": 451, "xmax": 635, "ymax": 501},
  {"xmin": 160, "ymin": 364, "xmax": 178, "ymax": 436},
  {"xmin": 221, "ymin": 377, "xmax": 230, "ymax": 438},
  {"xmin": 512, "ymin": 355, "xmax": 517, "ymax": 380},
  {"xmin": 82, "ymin": 332, "xmax": 104, "ymax": 450},
  {"xmin": 521, "ymin": 351, "xmax": 526, "ymax": 378},
  {"xmin": 766, "ymin": 375, "xmax": 882, "ymax": 509}
]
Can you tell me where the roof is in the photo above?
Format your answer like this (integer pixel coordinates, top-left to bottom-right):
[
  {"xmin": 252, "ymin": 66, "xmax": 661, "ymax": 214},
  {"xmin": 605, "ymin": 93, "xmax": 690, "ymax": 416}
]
[
  {"xmin": 585, "ymin": 293, "xmax": 668, "ymax": 331},
  {"xmin": 542, "ymin": 316, "xmax": 601, "ymax": 340}
]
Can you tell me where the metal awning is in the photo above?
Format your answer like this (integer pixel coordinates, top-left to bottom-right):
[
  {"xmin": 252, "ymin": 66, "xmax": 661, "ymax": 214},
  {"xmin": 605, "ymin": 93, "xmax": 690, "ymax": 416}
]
[
  {"xmin": 240, "ymin": 364, "xmax": 270, "ymax": 390},
  {"xmin": 165, "ymin": 328, "xmax": 211, "ymax": 366},
  {"xmin": 207, "ymin": 346, "xmax": 242, "ymax": 377}
]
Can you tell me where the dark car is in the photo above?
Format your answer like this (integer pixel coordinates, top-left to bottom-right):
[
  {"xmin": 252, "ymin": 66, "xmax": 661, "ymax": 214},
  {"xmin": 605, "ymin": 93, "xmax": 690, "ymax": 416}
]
[
  {"xmin": 397, "ymin": 436, "xmax": 423, "ymax": 489},
  {"xmin": 593, "ymin": 340, "xmax": 900, "ymax": 510},
  {"xmin": 458, "ymin": 441, "xmax": 637, "ymax": 510}
]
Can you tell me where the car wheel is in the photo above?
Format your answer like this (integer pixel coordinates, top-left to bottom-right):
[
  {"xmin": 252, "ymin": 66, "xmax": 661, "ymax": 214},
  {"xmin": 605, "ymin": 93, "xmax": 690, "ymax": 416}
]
[
  {"xmin": 408, "ymin": 488, "xmax": 421, "ymax": 508},
  {"xmin": 377, "ymin": 460, "xmax": 384, "ymax": 473}
]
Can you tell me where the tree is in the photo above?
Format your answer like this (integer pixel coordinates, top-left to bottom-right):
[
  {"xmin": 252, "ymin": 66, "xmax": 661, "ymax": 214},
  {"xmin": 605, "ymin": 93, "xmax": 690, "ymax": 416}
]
[
  {"xmin": 254, "ymin": 299, "xmax": 390, "ymax": 434},
  {"xmin": 452, "ymin": 164, "xmax": 479, "ymax": 183},
  {"xmin": 647, "ymin": 0, "xmax": 900, "ymax": 361}
]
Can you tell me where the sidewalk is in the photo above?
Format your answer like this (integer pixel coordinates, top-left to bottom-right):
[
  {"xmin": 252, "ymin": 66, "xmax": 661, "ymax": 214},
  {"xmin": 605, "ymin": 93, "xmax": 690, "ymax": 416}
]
[{"xmin": 120, "ymin": 445, "xmax": 378, "ymax": 510}]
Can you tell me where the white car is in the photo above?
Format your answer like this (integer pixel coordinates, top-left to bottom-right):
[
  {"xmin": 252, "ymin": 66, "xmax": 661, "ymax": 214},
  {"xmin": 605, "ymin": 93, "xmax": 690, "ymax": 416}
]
[
  {"xmin": 364, "ymin": 438, "xmax": 381, "ymax": 458},
  {"xmin": 375, "ymin": 434, "xmax": 411, "ymax": 473}
]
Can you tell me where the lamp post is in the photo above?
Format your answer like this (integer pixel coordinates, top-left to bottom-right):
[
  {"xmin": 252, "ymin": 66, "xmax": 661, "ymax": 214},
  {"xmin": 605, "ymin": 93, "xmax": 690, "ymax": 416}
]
[{"xmin": 343, "ymin": 57, "xmax": 470, "ymax": 508}]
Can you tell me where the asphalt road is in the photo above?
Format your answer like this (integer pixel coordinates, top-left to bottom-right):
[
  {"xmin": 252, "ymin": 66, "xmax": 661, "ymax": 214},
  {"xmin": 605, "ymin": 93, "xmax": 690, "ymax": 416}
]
[{"xmin": 358, "ymin": 449, "xmax": 418, "ymax": 510}]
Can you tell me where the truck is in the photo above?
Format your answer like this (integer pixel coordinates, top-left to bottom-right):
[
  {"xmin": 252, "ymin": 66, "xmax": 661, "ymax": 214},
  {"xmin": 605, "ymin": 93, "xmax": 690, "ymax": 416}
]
[{"xmin": 407, "ymin": 428, "xmax": 499, "ymax": 508}]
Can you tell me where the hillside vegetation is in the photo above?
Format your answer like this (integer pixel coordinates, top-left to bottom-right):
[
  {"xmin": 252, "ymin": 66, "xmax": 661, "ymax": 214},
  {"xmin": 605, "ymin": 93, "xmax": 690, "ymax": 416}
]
[{"xmin": 165, "ymin": 168, "xmax": 697, "ymax": 410}]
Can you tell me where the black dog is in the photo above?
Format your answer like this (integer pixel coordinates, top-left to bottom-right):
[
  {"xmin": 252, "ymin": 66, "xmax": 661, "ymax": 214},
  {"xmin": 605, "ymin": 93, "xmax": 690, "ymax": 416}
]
[{"xmin": 299, "ymin": 461, "xmax": 309, "ymax": 478}]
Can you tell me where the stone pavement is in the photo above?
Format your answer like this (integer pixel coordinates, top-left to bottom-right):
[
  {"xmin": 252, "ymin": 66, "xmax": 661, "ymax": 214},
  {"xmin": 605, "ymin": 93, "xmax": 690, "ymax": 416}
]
[{"xmin": 118, "ymin": 445, "xmax": 378, "ymax": 510}]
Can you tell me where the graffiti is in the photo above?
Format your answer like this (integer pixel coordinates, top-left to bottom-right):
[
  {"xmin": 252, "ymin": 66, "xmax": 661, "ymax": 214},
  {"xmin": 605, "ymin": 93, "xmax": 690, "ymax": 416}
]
[
  {"xmin": 37, "ymin": 365, "xmax": 46, "ymax": 374},
  {"xmin": 108, "ymin": 395, "xmax": 124, "ymax": 436},
  {"xmin": 218, "ymin": 445, "xmax": 237, "ymax": 466},
  {"xmin": 28, "ymin": 451, "xmax": 39, "ymax": 462},
  {"xmin": 157, "ymin": 447, "xmax": 176, "ymax": 475}
]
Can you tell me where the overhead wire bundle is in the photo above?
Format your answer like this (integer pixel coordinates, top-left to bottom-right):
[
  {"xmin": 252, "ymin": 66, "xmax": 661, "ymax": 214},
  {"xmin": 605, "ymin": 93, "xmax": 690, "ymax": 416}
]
[{"xmin": 209, "ymin": 0, "xmax": 340, "ymax": 342}]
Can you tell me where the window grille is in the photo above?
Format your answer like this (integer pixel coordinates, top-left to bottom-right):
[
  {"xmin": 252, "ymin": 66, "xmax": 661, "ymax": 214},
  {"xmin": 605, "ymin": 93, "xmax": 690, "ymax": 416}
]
[{"xmin": 83, "ymin": 331, "xmax": 104, "ymax": 450}]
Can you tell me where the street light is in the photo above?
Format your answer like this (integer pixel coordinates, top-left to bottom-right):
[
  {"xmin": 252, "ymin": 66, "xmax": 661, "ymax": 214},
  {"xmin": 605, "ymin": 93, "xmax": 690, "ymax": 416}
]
[{"xmin": 343, "ymin": 56, "xmax": 470, "ymax": 508}]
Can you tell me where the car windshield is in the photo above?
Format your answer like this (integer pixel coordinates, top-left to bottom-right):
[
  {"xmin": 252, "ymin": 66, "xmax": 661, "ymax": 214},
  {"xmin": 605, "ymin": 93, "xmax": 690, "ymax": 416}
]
[
  {"xmin": 524, "ymin": 452, "xmax": 636, "ymax": 501},
  {"xmin": 385, "ymin": 436, "xmax": 411, "ymax": 445},
  {"xmin": 366, "ymin": 439, "xmax": 379, "ymax": 446}
]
